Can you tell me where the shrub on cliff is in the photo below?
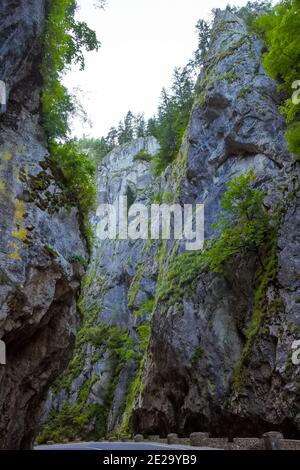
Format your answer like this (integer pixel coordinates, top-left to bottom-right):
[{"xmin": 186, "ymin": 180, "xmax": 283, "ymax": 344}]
[
  {"xmin": 254, "ymin": 0, "xmax": 300, "ymax": 158},
  {"xmin": 206, "ymin": 170, "xmax": 271, "ymax": 272},
  {"xmin": 50, "ymin": 141, "xmax": 96, "ymax": 247},
  {"xmin": 42, "ymin": 0, "xmax": 100, "ymax": 139},
  {"xmin": 157, "ymin": 171, "xmax": 273, "ymax": 303}
]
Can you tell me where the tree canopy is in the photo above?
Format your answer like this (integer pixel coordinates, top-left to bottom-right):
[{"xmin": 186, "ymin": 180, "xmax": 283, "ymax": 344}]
[
  {"xmin": 42, "ymin": 0, "xmax": 100, "ymax": 139},
  {"xmin": 254, "ymin": 0, "xmax": 300, "ymax": 159}
]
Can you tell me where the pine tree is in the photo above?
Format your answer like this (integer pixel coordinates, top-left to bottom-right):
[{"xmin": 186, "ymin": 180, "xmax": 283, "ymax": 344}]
[
  {"xmin": 135, "ymin": 113, "xmax": 146, "ymax": 138},
  {"xmin": 106, "ymin": 127, "xmax": 118, "ymax": 147},
  {"xmin": 193, "ymin": 19, "xmax": 211, "ymax": 67}
]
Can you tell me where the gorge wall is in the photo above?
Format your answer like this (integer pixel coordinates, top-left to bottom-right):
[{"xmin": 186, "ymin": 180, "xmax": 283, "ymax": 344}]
[
  {"xmin": 0, "ymin": 0, "xmax": 88, "ymax": 449},
  {"xmin": 1, "ymin": 3, "xmax": 299, "ymax": 449},
  {"xmin": 43, "ymin": 10, "xmax": 300, "ymax": 441}
]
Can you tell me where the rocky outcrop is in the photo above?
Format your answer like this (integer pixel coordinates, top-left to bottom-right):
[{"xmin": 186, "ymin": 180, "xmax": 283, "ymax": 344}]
[
  {"xmin": 0, "ymin": 0, "xmax": 87, "ymax": 449},
  {"xmin": 132, "ymin": 10, "xmax": 300, "ymax": 438},
  {"xmin": 42, "ymin": 137, "xmax": 160, "ymax": 441},
  {"xmin": 42, "ymin": 8, "xmax": 300, "ymax": 442}
]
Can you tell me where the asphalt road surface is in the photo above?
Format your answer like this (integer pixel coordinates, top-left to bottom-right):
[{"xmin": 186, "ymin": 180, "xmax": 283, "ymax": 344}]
[{"xmin": 36, "ymin": 441, "xmax": 213, "ymax": 451}]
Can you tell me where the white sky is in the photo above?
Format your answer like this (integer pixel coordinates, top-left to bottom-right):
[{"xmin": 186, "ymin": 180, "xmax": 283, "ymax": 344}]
[{"xmin": 65, "ymin": 0, "xmax": 250, "ymax": 138}]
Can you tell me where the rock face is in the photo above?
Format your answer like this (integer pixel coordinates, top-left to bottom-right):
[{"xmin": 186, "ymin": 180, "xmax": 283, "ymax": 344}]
[
  {"xmin": 0, "ymin": 0, "xmax": 87, "ymax": 449},
  {"xmin": 132, "ymin": 10, "xmax": 300, "ymax": 438},
  {"xmin": 43, "ymin": 137, "xmax": 160, "ymax": 440},
  {"xmin": 43, "ymin": 9, "xmax": 300, "ymax": 441}
]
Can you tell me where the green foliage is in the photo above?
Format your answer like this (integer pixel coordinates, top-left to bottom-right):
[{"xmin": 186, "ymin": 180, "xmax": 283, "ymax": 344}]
[
  {"xmin": 118, "ymin": 364, "xmax": 144, "ymax": 436},
  {"xmin": 232, "ymin": 220, "xmax": 282, "ymax": 391},
  {"xmin": 77, "ymin": 137, "xmax": 114, "ymax": 165},
  {"xmin": 254, "ymin": 0, "xmax": 300, "ymax": 158},
  {"xmin": 230, "ymin": 1, "xmax": 272, "ymax": 27},
  {"xmin": 128, "ymin": 264, "xmax": 145, "ymax": 307},
  {"xmin": 134, "ymin": 299, "xmax": 154, "ymax": 319},
  {"xmin": 133, "ymin": 149, "xmax": 153, "ymax": 162},
  {"xmin": 49, "ymin": 141, "xmax": 96, "ymax": 246},
  {"xmin": 286, "ymin": 122, "xmax": 300, "ymax": 161},
  {"xmin": 191, "ymin": 346, "xmax": 204, "ymax": 365},
  {"xmin": 151, "ymin": 67, "xmax": 195, "ymax": 174},
  {"xmin": 42, "ymin": 309, "xmax": 138, "ymax": 443},
  {"xmin": 68, "ymin": 255, "xmax": 88, "ymax": 270},
  {"xmin": 42, "ymin": 0, "xmax": 100, "ymax": 139},
  {"xmin": 118, "ymin": 111, "xmax": 135, "ymax": 145},
  {"xmin": 136, "ymin": 322, "xmax": 151, "ymax": 355},
  {"xmin": 118, "ymin": 319, "xmax": 152, "ymax": 435},
  {"xmin": 207, "ymin": 170, "xmax": 270, "ymax": 272},
  {"xmin": 238, "ymin": 87, "xmax": 252, "ymax": 98},
  {"xmin": 37, "ymin": 378, "xmax": 102, "ymax": 444},
  {"xmin": 157, "ymin": 171, "xmax": 272, "ymax": 304},
  {"xmin": 193, "ymin": 19, "xmax": 211, "ymax": 67}
]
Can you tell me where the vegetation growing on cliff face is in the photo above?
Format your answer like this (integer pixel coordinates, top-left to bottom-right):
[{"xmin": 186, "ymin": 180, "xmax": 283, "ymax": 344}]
[
  {"xmin": 42, "ymin": 0, "xmax": 100, "ymax": 139},
  {"xmin": 41, "ymin": 1, "xmax": 100, "ymax": 244},
  {"xmin": 77, "ymin": 137, "xmax": 114, "ymax": 165},
  {"xmin": 232, "ymin": 200, "xmax": 285, "ymax": 392},
  {"xmin": 38, "ymin": 298, "xmax": 138, "ymax": 443},
  {"xmin": 50, "ymin": 142, "xmax": 96, "ymax": 216},
  {"xmin": 157, "ymin": 171, "xmax": 272, "ymax": 303},
  {"xmin": 150, "ymin": 68, "xmax": 195, "ymax": 174},
  {"xmin": 50, "ymin": 141, "xmax": 96, "ymax": 249},
  {"xmin": 254, "ymin": 0, "xmax": 300, "ymax": 158},
  {"xmin": 207, "ymin": 170, "xmax": 271, "ymax": 272}
]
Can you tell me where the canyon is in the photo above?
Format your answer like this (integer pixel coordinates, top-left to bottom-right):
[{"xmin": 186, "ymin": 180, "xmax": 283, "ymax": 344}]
[{"xmin": 0, "ymin": 2, "xmax": 299, "ymax": 449}]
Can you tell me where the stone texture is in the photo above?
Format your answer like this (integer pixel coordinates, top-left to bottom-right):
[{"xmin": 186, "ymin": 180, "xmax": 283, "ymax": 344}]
[
  {"xmin": 190, "ymin": 432, "xmax": 210, "ymax": 447},
  {"xmin": 167, "ymin": 433, "xmax": 179, "ymax": 445},
  {"xmin": 262, "ymin": 431, "xmax": 284, "ymax": 450},
  {"xmin": 46, "ymin": 137, "xmax": 160, "ymax": 438},
  {"xmin": 41, "ymin": 8, "xmax": 300, "ymax": 444},
  {"xmin": 131, "ymin": 10, "xmax": 300, "ymax": 439},
  {"xmin": 231, "ymin": 437, "xmax": 263, "ymax": 450},
  {"xmin": 0, "ymin": 0, "xmax": 87, "ymax": 449}
]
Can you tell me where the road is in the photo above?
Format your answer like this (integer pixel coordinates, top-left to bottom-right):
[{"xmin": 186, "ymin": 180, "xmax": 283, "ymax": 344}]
[{"xmin": 36, "ymin": 441, "xmax": 213, "ymax": 451}]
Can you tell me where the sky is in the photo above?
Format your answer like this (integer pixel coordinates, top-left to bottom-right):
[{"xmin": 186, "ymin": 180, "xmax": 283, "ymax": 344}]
[{"xmin": 65, "ymin": 0, "xmax": 251, "ymax": 138}]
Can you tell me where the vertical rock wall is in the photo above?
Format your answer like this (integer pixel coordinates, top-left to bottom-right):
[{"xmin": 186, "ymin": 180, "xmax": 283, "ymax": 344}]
[
  {"xmin": 40, "ymin": 9, "xmax": 300, "ymax": 442},
  {"xmin": 0, "ymin": 0, "xmax": 88, "ymax": 449}
]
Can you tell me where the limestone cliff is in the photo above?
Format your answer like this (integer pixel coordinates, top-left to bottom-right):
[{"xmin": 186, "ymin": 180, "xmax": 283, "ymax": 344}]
[
  {"xmin": 42, "ymin": 9, "xmax": 300, "ymax": 442},
  {"xmin": 40, "ymin": 137, "xmax": 159, "ymax": 441},
  {"xmin": 0, "ymin": 0, "xmax": 87, "ymax": 449},
  {"xmin": 132, "ymin": 10, "xmax": 300, "ymax": 438}
]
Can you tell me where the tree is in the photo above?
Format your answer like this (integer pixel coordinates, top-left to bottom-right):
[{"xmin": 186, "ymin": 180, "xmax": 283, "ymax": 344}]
[
  {"xmin": 124, "ymin": 111, "xmax": 135, "ymax": 142},
  {"xmin": 117, "ymin": 111, "xmax": 135, "ymax": 144},
  {"xmin": 206, "ymin": 171, "xmax": 271, "ymax": 272},
  {"xmin": 152, "ymin": 67, "xmax": 195, "ymax": 173},
  {"xmin": 146, "ymin": 117, "xmax": 159, "ymax": 137},
  {"xmin": 135, "ymin": 113, "xmax": 146, "ymax": 138},
  {"xmin": 158, "ymin": 88, "xmax": 171, "ymax": 118},
  {"xmin": 193, "ymin": 19, "xmax": 211, "ymax": 67},
  {"xmin": 255, "ymin": 0, "xmax": 300, "ymax": 158},
  {"xmin": 42, "ymin": 0, "xmax": 100, "ymax": 139},
  {"xmin": 172, "ymin": 66, "xmax": 194, "ymax": 106},
  {"xmin": 106, "ymin": 127, "xmax": 118, "ymax": 147},
  {"xmin": 50, "ymin": 141, "xmax": 96, "ymax": 219},
  {"xmin": 77, "ymin": 137, "xmax": 113, "ymax": 164}
]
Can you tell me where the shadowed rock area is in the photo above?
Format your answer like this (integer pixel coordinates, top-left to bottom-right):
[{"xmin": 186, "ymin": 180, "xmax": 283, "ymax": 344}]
[
  {"xmin": 0, "ymin": 0, "xmax": 87, "ymax": 449},
  {"xmin": 2, "ymin": 4, "xmax": 300, "ymax": 448},
  {"xmin": 132, "ymin": 10, "xmax": 300, "ymax": 438}
]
